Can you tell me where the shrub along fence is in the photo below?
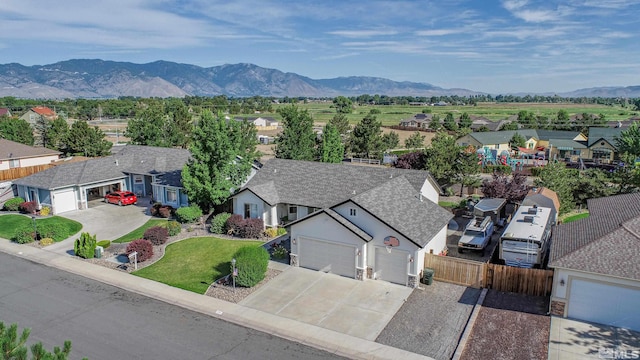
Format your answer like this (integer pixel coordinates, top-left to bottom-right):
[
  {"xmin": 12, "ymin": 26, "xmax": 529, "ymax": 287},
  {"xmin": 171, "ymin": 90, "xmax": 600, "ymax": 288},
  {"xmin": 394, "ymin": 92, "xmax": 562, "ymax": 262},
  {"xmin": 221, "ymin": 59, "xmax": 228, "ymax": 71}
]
[{"xmin": 423, "ymin": 253, "xmax": 554, "ymax": 296}]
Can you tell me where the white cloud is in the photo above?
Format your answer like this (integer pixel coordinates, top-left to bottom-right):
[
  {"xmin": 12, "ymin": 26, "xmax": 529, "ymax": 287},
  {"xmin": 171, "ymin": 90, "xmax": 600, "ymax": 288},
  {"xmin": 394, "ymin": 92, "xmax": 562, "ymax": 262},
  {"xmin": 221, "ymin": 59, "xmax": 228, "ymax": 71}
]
[
  {"xmin": 327, "ymin": 30, "xmax": 399, "ymax": 38},
  {"xmin": 415, "ymin": 29, "xmax": 464, "ymax": 36},
  {"xmin": 315, "ymin": 52, "xmax": 360, "ymax": 60}
]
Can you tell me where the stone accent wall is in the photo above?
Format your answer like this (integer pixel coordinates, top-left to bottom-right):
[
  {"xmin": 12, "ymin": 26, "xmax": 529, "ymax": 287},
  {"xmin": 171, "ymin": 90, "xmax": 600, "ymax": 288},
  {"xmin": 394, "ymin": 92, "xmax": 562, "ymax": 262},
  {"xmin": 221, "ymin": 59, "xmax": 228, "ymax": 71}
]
[
  {"xmin": 366, "ymin": 267, "xmax": 373, "ymax": 279},
  {"xmin": 290, "ymin": 254, "xmax": 298, "ymax": 267},
  {"xmin": 550, "ymin": 300, "xmax": 566, "ymax": 316},
  {"xmin": 408, "ymin": 275, "xmax": 418, "ymax": 288},
  {"xmin": 356, "ymin": 268, "xmax": 364, "ymax": 281}
]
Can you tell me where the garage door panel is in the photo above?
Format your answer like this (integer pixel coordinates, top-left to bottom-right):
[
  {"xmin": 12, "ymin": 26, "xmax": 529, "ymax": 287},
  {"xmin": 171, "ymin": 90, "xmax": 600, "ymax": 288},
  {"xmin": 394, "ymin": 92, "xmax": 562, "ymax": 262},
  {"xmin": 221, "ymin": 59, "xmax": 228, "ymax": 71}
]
[
  {"xmin": 54, "ymin": 190, "xmax": 77, "ymax": 214},
  {"xmin": 298, "ymin": 238, "xmax": 356, "ymax": 278},
  {"xmin": 568, "ymin": 279, "xmax": 640, "ymax": 331},
  {"xmin": 375, "ymin": 248, "xmax": 408, "ymax": 285}
]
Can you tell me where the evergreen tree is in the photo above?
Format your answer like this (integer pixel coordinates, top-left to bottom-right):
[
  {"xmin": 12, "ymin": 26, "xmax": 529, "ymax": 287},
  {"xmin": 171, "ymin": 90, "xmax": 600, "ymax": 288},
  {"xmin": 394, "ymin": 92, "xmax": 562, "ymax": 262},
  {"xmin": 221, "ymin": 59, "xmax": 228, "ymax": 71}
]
[
  {"xmin": 428, "ymin": 115, "xmax": 441, "ymax": 131},
  {"xmin": 65, "ymin": 121, "xmax": 112, "ymax": 157},
  {"xmin": 328, "ymin": 113, "xmax": 351, "ymax": 137},
  {"xmin": 616, "ymin": 122, "xmax": 640, "ymax": 157},
  {"xmin": 509, "ymin": 132, "xmax": 526, "ymax": 148},
  {"xmin": 534, "ymin": 162, "xmax": 576, "ymax": 214},
  {"xmin": 0, "ymin": 118, "xmax": 34, "ymax": 145},
  {"xmin": 33, "ymin": 115, "xmax": 51, "ymax": 148},
  {"xmin": 332, "ymin": 96, "xmax": 353, "ymax": 114},
  {"xmin": 381, "ymin": 131, "xmax": 399, "ymax": 150},
  {"xmin": 443, "ymin": 113, "xmax": 458, "ymax": 131},
  {"xmin": 181, "ymin": 111, "xmax": 256, "ymax": 211},
  {"xmin": 424, "ymin": 131, "xmax": 459, "ymax": 186},
  {"xmin": 349, "ymin": 114, "xmax": 384, "ymax": 159},
  {"xmin": 459, "ymin": 112, "xmax": 472, "ymax": 128},
  {"xmin": 0, "ymin": 321, "xmax": 81, "ymax": 360},
  {"xmin": 274, "ymin": 105, "xmax": 316, "ymax": 160},
  {"xmin": 47, "ymin": 117, "xmax": 69, "ymax": 152},
  {"xmin": 404, "ymin": 131, "xmax": 425, "ymax": 150},
  {"xmin": 318, "ymin": 124, "xmax": 344, "ymax": 163}
]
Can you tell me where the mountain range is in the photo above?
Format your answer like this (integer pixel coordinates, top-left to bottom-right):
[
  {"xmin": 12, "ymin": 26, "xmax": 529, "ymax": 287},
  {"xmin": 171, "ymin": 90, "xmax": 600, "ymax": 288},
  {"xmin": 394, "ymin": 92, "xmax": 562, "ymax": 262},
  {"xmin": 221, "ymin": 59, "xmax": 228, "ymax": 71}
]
[{"xmin": 0, "ymin": 59, "xmax": 638, "ymax": 99}]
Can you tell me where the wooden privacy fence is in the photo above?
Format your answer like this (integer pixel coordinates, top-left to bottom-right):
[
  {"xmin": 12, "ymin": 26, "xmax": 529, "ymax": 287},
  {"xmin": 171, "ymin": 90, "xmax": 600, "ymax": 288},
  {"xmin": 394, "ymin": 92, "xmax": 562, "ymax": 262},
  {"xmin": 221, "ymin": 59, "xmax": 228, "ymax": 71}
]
[
  {"xmin": 424, "ymin": 253, "xmax": 485, "ymax": 288},
  {"xmin": 485, "ymin": 263, "xmax": 554, "ymax": 296},
  {"xmin": 423, "ymin": 254, "xmax": 554, "ymax": 296},
  {"xmin": 0, "ymin": 164, "xmax": 53, "ymax": 181}
]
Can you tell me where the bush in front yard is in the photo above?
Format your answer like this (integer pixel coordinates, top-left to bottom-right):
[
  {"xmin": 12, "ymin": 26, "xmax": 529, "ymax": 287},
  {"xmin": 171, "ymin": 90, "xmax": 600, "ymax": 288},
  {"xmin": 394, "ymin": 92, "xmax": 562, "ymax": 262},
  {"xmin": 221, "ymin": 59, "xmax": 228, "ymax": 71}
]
[
  {"xmin": 36, "ymin": 223, "xmax": 66, "ymax": 242},
  {"xmin": 210, "ymin": 213, "xmax": 231, "ymax": 234},
  {"xmin": 143, "ymin": 226, "xmax": 169, "ymax": 246},
  {"xmin": 3, "ymin": 197, "xmax": 24, "ymax": 211},
  {"xmin": 13, "ymin": 227, "xmax": 35, "ymax": 244},
  {"xmin": 238, "ymin": 218, "xmax": 264, "ymax": 239},
  {"xmin": 166, "ymin": 221, "xmax": 181, "ymax": 236},
  {"xmin": 174, "ymin": 205, "xmax": 202, "ymax": 224},
  {"xmin": 39, "ymin": 237, "xmax": 55, "ymax": 246},
  {"xmin": 276, "ymin": 227, "xmax": 287, "ymax": 236},
  {"xmin": 126, "ymin": 239, "xmax": 153, "ymax": 262},
  {"xmin": 233, "ymin": 246, "xmax": 270, "ymax": 287},
  {"xmin": 264, "ymin": 227, "xmax": 278, "ymax": 238},
  {"xmin": 225, "ymin": 214, "xmax": 244, "ymax": 235},
  {"xmin": 158, "ymin": 206, "xmax": 173, "ymax": 218},
  {"xmin": 74, "ymin": 232, "xmax": 97, "ymax": 259},
  {"xmin": 39, "ymin": 205, "xmax": 51, "ymax": 216},
  {"xmin": 19, "ymin": 201, "xmax": 37, "ymax": 214}
]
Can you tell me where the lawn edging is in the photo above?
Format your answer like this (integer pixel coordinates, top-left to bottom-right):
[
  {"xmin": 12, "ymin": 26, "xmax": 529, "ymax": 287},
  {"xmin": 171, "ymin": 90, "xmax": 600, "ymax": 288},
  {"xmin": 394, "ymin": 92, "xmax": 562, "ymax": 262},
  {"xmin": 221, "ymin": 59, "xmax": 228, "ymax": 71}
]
[{"xmin": 451, "ymin": 288, "xmax": 488, "ymax": 360}]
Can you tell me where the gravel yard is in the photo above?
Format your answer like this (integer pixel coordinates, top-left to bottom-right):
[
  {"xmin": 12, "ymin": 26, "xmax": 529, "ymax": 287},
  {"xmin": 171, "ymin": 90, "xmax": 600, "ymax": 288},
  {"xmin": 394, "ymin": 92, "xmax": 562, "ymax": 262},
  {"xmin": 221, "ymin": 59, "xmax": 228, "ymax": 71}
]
[
  {"xmin": 460, "ymin": 290, "xmax": 550, "ymax": 360},
  {"xmin": 376, "ymin": 281, "xmax": 481, "ymax": 360}
]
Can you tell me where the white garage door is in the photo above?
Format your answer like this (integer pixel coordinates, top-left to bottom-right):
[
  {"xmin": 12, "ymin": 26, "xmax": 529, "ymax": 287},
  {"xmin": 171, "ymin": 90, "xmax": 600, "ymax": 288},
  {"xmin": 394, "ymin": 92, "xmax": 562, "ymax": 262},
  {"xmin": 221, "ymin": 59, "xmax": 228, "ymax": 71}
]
[
  {"xmin": 298, "ymin": 238, "xmax": 356, "ymax": 278},
  {"xmin": 375, "ymin": 248, "xmax": 408, "ymax": 285},
  {"xmin": 568, "ymin": 279, "xmax": 640, "ymax": 331},
  {"xmin": 53, "ymin": 189, "xmax": 77, "ymax": 214}
]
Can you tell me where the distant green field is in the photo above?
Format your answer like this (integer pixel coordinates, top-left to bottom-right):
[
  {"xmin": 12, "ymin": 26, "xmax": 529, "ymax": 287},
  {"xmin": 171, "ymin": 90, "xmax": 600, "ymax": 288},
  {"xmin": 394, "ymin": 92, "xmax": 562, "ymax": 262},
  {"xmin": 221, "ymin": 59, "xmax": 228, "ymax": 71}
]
[{"xmin": 252, "ymin": 102, "xmax": 636, "ymax": 126}]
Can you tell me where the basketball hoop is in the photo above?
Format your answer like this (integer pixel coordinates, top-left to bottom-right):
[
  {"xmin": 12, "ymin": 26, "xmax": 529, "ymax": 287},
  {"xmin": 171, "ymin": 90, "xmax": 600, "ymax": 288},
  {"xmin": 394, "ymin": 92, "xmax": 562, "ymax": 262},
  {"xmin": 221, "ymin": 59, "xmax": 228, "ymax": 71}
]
[{"xmin": 386, "ymin": 245, "xmax": 392, "ymax": 254}]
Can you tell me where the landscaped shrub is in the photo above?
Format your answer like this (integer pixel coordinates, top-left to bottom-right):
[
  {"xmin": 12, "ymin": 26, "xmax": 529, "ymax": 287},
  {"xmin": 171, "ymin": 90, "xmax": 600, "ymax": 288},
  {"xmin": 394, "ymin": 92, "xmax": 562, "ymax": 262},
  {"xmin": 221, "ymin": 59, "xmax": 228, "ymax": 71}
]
[
  {"xmin": 36, "ymin": 223, "xmax": 65, "ymax": 242},
  {"xmin": 39, "ymin": 206, "xmax": 51, "ymax": 216},
  {"xmin": 174, "ymin": 205, "xmax": 202, "ymax": 224},
  {"xmin": 276, "ymin": 227, "xmax": 287, "ymax": 236},
  {"xmin": 233, "ymin": 246, "xmax": 270, "ymax": 287},
  {"xmin": 271, "ymin": 243, "xmax": 289, "ymax": 259},
  {"xmin": 484, "ymin": 165, "xmax": 512, "ymax": 175},
  {"xmin": 530, "ymin": 167, "xmax": 543, "ymax": 177},
  {"xmin": 225, "ymin": 214, "xmax": 244, "ymax": 235},
  {"xmin": 238, "ymin": 218, "xmax": 264, "ymax": 239},
  {"xmin": 143, "ymin": 226, "xmax": 169, "ymax": 246},
  {"xmin": 126, "ymin": 239, "xmax": 154, "ymax": 262},
  {"xmin": 19, "ymin": 201, "xmax": 37, "ymax": 214},
  {"xmin": 166, "ymin": 221, "xmax": 181, "ymax": 236},
  {"xmin": 158, "ymin": 206, "xmax": 173, "ymax": 218},
  {"xmin": 150, "ymin": 203, "xmax": 162, "ymax": 217},
  {"xmin": 3, "ymin": 197, "xmax": 24, "ymax": 211},
  {"xmin": 264, "ymin": 227, "xmax": 278, "ymax": 238},
  {"xmin": 96, "ymin": 240, "xmax": 111, "ymax": 249},
  {"xmin": 74, "ymin": 232, "xmax": 97, "ymax": 259},
  {"xmin": 210, "ymin": 213, "xmax": 231, "ymax": 234},
  {"xmin": 39, "ymin": 238, "xmax": 55, "ymax": 246},
  {"xmin": 13, "ymin": 227, "xmax": 35, "ymax": 244}
]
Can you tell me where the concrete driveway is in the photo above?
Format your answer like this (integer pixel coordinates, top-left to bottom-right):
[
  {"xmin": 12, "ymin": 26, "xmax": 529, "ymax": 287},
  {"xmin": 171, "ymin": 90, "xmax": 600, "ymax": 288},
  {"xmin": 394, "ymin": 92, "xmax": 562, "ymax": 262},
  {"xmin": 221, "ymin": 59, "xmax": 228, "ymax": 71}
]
[
  {"xmin": 46, "ymin": 199, "xmax": 151, "ymax": 254},
  {"xmin": 239, "ymin": 267, "xmax": 413, "ymax": 341},
  {"xmin": 548, "ymin": 317, "xmax": 640, "ymax": 360}
]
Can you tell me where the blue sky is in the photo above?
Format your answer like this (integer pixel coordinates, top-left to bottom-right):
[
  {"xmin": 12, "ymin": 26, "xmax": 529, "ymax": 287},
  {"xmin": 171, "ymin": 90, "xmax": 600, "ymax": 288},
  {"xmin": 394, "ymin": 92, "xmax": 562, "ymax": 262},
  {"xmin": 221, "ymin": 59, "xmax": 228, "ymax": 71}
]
[{"xmin": 0, "ymin": 0, "xmax": 638, "ymax": 94}]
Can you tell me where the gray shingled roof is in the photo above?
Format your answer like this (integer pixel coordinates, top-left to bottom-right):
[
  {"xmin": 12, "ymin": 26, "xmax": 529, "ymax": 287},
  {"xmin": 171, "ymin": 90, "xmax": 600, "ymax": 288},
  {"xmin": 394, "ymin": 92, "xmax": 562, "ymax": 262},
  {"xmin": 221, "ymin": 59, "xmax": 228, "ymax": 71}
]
[
  {"xmin": 467, "ymin": 130, "xmax": 582, "ymax": 146},
  {"xmin": 351, "ymin": 176, "xmax": 452, "ymax": 247},
  {"xmin": 587, "ymin": 127, "xmax": 623, "ymax": 148},
  {"xmin": 550, "ymin": 192, "xmax": 640, "ymax": 279},
  {"xmin": 548, "ymin": 139, "xmax": 586, "ymax": 150},
  {"xmin": 13, "ymin": 145, "xmax": 190, "ymax": 189},
  {"xmin": 240, "ymin": 158, "xmax": 440, "ymax": 208},
  {"xmin": 0, "ymin": 139, "xmax": 60, "ymax": 161}
]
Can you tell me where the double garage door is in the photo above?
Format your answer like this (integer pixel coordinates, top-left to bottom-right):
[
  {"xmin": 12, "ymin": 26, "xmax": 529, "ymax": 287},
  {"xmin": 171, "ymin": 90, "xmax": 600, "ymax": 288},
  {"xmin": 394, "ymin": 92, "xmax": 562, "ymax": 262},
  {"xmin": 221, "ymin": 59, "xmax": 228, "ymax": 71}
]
[
  {"xmin": 298, "ymin": 238, "xmax": 356, "ymax": 278},
  {"xmin": 568, "ymin": 279, "xmax": 640, "ymax": 331}
]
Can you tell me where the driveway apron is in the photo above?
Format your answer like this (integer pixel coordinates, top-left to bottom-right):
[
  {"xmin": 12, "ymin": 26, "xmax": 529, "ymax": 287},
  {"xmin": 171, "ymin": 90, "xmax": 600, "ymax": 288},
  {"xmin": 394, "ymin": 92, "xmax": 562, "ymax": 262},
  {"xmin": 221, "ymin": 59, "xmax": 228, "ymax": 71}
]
[{"xmin": 239, "ymin": 266, "xmax": 413, "ymax": 341}]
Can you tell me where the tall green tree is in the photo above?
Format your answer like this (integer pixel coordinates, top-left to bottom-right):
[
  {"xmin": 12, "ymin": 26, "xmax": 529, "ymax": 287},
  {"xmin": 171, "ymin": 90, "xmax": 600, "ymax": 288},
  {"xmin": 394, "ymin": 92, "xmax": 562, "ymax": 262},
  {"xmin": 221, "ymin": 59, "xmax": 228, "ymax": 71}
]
[
  {"xmin": 534, "ymin": 162, "xmax": 576, "ymax": 215},
  {"xmin": 616, "ymin": 122, "xmax": 640, "ymax": 158},
  {"xmin": 443, "ymin": 113, "xmax": 458, "ymax": 131},
  {"xmin": 182, "ymin": 111, "xmax": 257, "ymax": 211},
  {"xmin": 332, "ymin": 96, "xmax": 353, "ymax": 114},
  {"xmin": 459, "ymin": 112, "xmax": 472, "ymax": 128},
  {"xmin": 274, "ymin": 105, "xmax": 316, "ymax": 160},
  {"xmin": 428, "ymin": 115, "xmax": 441, "ymax": 131},
  {"xmin": 328, "ymin": 113, "xmax": 351, "ymax": 137},
  {"xmin": 555, "ymin": 110, "xmax": 570, "ymax": 130},
  {"xmin": 349, "ymin": 114, "xmax": 384, "ymax": 159},
  {"xmin": 509, "ymin": 132, "xmax": 526, "ymax": 148},
  {"xmin": 318, "ymin": 124, "xmax": 344, "ymax": 163},
  {"xmin": 33, "ymin": 115, "xmax": 51, "ymax": 148},
  {"xmin": 126, "ymin": 100, "xmax": 192, "ymax": 148},
  {"xmin": 47, "ymin": 117, "xmax": 69, "ymax": 152},
  {"xmin": 0, "ymin": 118, "xmax": 34, "ymax": 145},
  {"xmin": 381, "ymin": 131, "xmax": 399, "ymax": 150},
  {"xmin": 424, "ymin": 131, "xmax": 459, "ymax": 186},
  {"xmin": 65, "ymin": 121, "xmax": 112, "ymax": 157},
  {"xmin": 404, "ymin": 131, "xmax": 425, "ymax": 150},
  {"xmin": 456, "ymin": 150, "xmax": 482, "ymax": 196}
]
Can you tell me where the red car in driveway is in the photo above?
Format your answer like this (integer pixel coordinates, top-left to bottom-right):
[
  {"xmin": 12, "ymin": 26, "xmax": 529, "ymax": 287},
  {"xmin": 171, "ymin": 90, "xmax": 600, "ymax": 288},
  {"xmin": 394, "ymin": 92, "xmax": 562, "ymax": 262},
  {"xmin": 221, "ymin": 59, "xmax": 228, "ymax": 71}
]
[{"xmin": 104, "ymin": 191, "xmax": 138, "ymax": 206}]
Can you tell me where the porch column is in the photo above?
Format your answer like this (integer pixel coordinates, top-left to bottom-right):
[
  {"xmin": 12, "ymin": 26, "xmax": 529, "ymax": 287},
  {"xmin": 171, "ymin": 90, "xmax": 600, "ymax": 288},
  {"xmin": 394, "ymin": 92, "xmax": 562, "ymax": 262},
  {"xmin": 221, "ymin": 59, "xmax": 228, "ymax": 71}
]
[{"xmin": 269, "ymin": 206, "xmax": 277, "ymax": 227}]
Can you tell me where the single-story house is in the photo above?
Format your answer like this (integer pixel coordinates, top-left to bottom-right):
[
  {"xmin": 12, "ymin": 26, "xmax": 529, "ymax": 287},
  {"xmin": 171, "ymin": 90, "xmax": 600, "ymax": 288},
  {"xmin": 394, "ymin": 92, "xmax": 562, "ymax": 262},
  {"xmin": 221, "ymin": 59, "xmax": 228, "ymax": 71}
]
[
  {"xmin": 456, "ymin": 130, "xmax": 586, "ymax": 155},
  {"xmin": 398, "ymin": 113, "xmax": 433, "ymax": 128},
  {"xmin": 549, "ymin": 192, "xmax": 640, "ymax": 331},
  {"xmin": 0, "ymin": 139, "xmax": 61, "ymax": 171},
  {"xmin": 522, "ymin": 187, "xmax": 560, "ymax": 224},
  {"xmin": 585, "ymin": 127, "xmax": 623, "ymax": 163},
  {"xmin": 235, "ymin": 117, "xmax": 279, "ymax": 130},
  {"xmin": 231, "ymin": 159, "xmax": 452, "ymax": 287},
  {"xmin": 0, "ymin": 108, "xmax": 11, "ymax": 117},
  {"xmin": 13, "ymin": 145, "xmax": 192, "ymax": 214},
  {"xmin": 20, "ymin": 106, "xmax": 57, "ymax": 125},
  {"xmin": 469, "ymin": 116, "xmax": 509, "ymax": 132}
]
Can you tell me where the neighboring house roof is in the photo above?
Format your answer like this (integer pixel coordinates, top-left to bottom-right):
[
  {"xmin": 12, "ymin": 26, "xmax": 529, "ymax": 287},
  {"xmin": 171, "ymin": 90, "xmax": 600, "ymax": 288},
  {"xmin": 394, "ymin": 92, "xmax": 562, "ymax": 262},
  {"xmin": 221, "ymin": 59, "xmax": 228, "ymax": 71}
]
[
  {"xmin": 463, "ymin": 130, "xmax": 584, "ymax": 147},
  {"xmin": 239, "ymin": 158, "xmax": 440, "ymax": 208},
  {"xmin": 0, "ymin": 108, "xmax": 10, "ymax": 116},
  {"xmin": 31, "ymin": 106, "xmax": 56, "ymax": 117},
  {"xmin": 587, "ymin": 127, "xmax": 623, "ymax": 149},
  {"xmin": 13, "ymin": 145, "xmax": 190, "ymax": 190},
  {"xmin": 350, "ymin": 176, "xmax": 452, "ymax": 247},
  {"xmin": 550, "ymin": 192, "xmax": 640, "ymax": 280},
  {"xmin": 548, "ymin": 139, "xmax": 587, "ymax": 150},
  {"xmin": 0, "ymin": 139, "xmax": 61, "ymax": 161},
  {"xmin": 523, "ymin": 187, "xmax": 560, "ymax": 215},
  {"xmin": 470, "ymin": 118, "xmax": 507, "ymax": 132}
]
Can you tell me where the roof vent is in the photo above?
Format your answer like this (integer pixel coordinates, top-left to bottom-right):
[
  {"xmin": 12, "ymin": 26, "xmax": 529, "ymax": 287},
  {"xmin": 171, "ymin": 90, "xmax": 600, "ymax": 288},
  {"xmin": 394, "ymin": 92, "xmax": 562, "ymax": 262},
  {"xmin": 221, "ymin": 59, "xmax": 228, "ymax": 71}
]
[
  {"xmin": 115, "ymin": 159, "xmax": 119, "ymax": 166},
  {"xmin": 274, "ymin": 168, "xmax": 277, "ymax": 173},
  {"xmin": 527, "ymin": 207, "xmax": 538, "ymax": 214},
  {"xmin": 524, "ymin": 215, "xmax": 535, "ymax": 223},
  {"xmin": 390, "ymin": 174, "xmax": 393, "ymax": 178},
  {"xmin": 352, "ymin": 190, "xmax": 356, "ymax": 195}
]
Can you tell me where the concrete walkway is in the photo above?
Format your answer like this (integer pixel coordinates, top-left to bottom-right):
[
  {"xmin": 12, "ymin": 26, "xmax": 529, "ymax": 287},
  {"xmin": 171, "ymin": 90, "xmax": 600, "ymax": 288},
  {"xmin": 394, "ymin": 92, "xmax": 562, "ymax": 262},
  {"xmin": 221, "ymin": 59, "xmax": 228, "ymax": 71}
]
[
  {"xmin": 0, "ymin": 240, "xmax": 434, "ymax": 360},
  {"xmin": 548, "ymin": 317, "xmax": 640, "ymax": 360}
]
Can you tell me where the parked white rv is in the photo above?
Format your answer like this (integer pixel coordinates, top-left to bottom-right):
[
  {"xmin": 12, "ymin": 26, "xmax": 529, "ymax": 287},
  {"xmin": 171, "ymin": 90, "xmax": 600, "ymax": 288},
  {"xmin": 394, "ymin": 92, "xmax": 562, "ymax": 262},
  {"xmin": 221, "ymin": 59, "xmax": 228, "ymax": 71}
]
[{"xmin": 499, "ymin": 205, "xmax": 554, "ymax": 268}]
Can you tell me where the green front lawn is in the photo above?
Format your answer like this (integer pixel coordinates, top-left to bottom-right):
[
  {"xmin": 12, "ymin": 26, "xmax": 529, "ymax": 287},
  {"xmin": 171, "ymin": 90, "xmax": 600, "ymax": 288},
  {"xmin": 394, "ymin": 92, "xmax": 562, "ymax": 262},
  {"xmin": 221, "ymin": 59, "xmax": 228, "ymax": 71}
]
[
  {"xmin": 112, "ymin": 219, "xmax": 169, "ymax": 243},
  {"xmin": 0, "ymin": 214, "xmax": 82, "ymax": 241},
  {"xmin": 133, "ymin": 237, "xmax": 263, "ymax": 294}
]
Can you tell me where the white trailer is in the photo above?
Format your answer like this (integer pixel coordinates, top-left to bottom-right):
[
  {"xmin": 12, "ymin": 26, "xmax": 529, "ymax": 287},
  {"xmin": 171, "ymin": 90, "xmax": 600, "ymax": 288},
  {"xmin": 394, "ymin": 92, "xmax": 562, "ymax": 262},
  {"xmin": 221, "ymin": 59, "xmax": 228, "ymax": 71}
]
[{"xmin": 499, "ymin": 205, "xmax": 554, "ymax": 268}]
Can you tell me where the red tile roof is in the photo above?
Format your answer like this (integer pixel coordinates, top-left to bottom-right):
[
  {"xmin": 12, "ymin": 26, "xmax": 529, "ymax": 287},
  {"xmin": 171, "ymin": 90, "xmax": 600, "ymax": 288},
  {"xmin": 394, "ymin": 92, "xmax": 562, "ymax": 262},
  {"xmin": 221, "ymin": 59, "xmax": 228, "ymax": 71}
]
[
  {"xmin": 0, "ymin": 108, "xmax": 10, "ymax": 116},
  {"xmin": 32, "ymin": 106, "xmax": 56, "ymax": 117}
]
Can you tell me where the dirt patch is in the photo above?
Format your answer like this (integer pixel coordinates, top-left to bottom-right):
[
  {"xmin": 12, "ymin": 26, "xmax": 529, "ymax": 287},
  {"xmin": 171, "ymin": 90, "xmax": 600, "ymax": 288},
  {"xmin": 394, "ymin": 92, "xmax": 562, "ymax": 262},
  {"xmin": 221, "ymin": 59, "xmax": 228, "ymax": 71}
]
[
  {"xmin": 381, "ymin": 127, "xmax": 437, "ymax": 148},
  {"xmin": 460, "ymin": 290, "xmax": 550, "ymax": 360}
]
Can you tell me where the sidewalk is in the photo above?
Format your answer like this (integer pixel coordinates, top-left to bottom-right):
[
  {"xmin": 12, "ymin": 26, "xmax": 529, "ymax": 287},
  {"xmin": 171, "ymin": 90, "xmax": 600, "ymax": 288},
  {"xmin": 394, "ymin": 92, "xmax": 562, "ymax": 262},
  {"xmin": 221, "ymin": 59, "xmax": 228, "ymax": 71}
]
[{"xmin": 0, "ymin": 239, "xmax": 433, "ymax": 360}]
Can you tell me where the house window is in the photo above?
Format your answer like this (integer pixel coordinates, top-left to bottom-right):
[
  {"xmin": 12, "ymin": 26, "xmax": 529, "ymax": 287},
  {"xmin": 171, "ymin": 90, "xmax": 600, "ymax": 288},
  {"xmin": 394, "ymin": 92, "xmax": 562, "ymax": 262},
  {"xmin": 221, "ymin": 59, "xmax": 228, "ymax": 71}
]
[
  {"xmin": 350, "ymin": 208, "xmax": 357, "ymax": 216},
  {"xmin": 494, "ymin": 144, "xmax": 499, "ymax": 149},
  {"xmin": 167, "ymin": 189, "xmax": 177, "ymax": 202},
  {"xmin": 244, "ymin": 203, "xmax": 258, "ymax": 218},
  {"xmin": 289, "ymin": 206, "xmax": 297, "ymax": 214},
  {"xmin": 9, "ymin": 159, "xmax": 19, "ymax": 168}
]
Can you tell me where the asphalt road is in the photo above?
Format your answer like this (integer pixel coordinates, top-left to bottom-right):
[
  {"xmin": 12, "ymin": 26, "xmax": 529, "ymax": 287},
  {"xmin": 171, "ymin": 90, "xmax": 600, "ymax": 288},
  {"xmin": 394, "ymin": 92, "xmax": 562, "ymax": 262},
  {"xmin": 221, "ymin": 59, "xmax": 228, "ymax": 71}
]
[{"xmin": 0, "ymin": 252, "xmax": 345, "ymax": 360}]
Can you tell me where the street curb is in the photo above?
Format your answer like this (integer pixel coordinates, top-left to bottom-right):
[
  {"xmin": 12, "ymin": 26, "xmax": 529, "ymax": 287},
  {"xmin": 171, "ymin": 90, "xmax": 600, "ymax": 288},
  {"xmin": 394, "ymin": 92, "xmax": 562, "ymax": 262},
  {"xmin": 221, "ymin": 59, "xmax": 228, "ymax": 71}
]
[{"xmin": 451, "ymin": 287, "xmax": 488, "ymax": 360}]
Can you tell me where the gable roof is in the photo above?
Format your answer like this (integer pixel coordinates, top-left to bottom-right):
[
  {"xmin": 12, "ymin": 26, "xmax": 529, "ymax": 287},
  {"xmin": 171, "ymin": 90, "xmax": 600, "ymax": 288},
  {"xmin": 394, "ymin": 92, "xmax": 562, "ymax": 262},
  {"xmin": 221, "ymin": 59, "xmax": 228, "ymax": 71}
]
[
  {"xmin": 350, "ymin": 176, "xmax": 452, "ymax": 247},
  {"xmin": 464, "ymin": 130, "xmax": 583, "ymax": 146},
  {"xmin": 31, "ymin": 106, "xmax": 56, "ymax": 117},
  {"xmin": 523, "ymin": 187, "xmax": 560, "ymax": 214},
  {"xmin": 587, "ymin": 127, "xmax": 623, "ymax": 148},
  {"xmin": 0, "ymin": 139, "xmax": 61, "ymax": 161},
  {"xmin": 13, "ymin": 145, "xmax": 190, "ymax": 190},
  {"xmin": 550, "ymin": 192, "xmax": 640, "ymax": 279},
  {"xmin": 0, "ymin": 108, "xmax": 10, "ymax": 116},
  {"xmin": 240, "ymin": 158, "xmax": 440, "ymax": 208},
  {"xmin": 548, "ymin": 139, "xmax": 586, "ymax": 150}
]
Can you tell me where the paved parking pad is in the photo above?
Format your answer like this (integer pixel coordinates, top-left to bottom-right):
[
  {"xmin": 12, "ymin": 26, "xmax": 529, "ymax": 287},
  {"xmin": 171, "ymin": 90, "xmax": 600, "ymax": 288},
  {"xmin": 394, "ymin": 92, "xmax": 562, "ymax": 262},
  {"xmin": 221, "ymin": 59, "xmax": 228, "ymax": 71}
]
[{"xmin": 239, "ymin": 267, "xmax": 413, "ymax": 341}]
